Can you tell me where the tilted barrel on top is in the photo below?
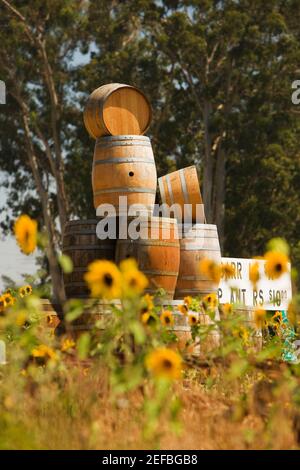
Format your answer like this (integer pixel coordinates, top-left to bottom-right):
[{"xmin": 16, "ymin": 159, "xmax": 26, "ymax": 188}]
[
  {"xmin": 92, "ymin": 135, "xmax": 157, "ymax": 213},
  {"xmin": 158, "ymin": 166, "xmax": 205, "ymax": 223},
  {"xmin": 62, "ymin": 219, "xmax": 116, "ymax": 298},
  {"xmin": 175, "ymin": 224, "xmax": 221, "ymax": 299},
  {"xmin": 116, "ymin": 217, "xmax": 180, "ymax": 299},
  {"xmin": 83, "ymin": 83, "xmax": 152, "ymax": 139}
]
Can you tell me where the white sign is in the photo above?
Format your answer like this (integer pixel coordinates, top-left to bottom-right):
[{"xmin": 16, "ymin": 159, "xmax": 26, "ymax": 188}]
[{"xmin": 218, "ymin": 257, "xmax": 292, "ymax": 311}]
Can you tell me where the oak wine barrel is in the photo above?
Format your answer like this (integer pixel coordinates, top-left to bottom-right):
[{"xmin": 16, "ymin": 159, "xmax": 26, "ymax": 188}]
[
  {"xmin": 175, "ymin": 223, "xmax": 221, "ymax": 299},
  {"xmin": 158, "ymin": 166, "xmax": 204, "ymax": 223},
  {"xmin": 92, "ymin": 135, "xmax": 157, "ymax": 213},
  {"xmin": 83, "ymin": 83, "xmax": 152, "ymax": 139},
  {"xmin": 116, "ymin": 217, "xmax": 180, "ymax": 299},
  {"xmin": 228, "ymin": 307, "xmax": 263, "ymax": 352},
  {"xmin": 62, "ymin": 219, "xmax": 116, "ymax": 298}
]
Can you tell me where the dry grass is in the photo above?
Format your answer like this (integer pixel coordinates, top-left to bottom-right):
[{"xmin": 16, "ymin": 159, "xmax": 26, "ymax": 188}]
[{"xmin": 1, "ymin": 360, "xmax": 298, "ymax": 450}]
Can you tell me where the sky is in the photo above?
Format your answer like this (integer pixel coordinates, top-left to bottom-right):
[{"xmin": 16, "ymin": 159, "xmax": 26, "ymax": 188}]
[{"xmin": 0, "ymin": 186, "xmax": 37, "ymax": 290}]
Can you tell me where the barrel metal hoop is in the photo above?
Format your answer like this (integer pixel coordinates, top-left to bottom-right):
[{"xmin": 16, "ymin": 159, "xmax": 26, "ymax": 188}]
[
  {"xmin": 117, "ymin": 240, "xmax": 179, "ymax": 247},
  {"xmin": 63, "ymin": 245, "xmax": 115, "ymax": 251},
  {"xmin": 95, "ymin": 141, "xmax": 152, "ymax": 149},
  {"xmin": 178, "ymin": 276, "xmax": 217, "ymax": 281},
  {"xmin": 96, "ymin": 135, "xmax": 150, "ymax": 142},
  {"xmin": 94, "ymin": 187, "xmax": 156, "ymax": 195},
  {"xmin": 93, "ymin": 157, "xmax": 154, "ymax": 165},
  {"xmin": 168, "ymin": 326, "xmax": 191, "ymax": 332},
  {"xmin": 142, "ymin": 270, "xmax": 178, "ymax": 276}
]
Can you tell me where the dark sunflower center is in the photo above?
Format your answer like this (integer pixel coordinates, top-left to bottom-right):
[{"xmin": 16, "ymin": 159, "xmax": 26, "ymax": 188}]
[
  {"xmin": 130, "ymin": 277, "xmax": 137, "ymax": 287},
  {"xmin": 147, "ymin": 315, "xmax": 156, "ymax": 325},
  {"xmin": 103, "ymin": 273, "xmax": 113, "ymax": 287},
  {"xmin": 192, "ymin": 317, "xmax": 196, "ymax": 323},
  {"xmin": 275, "ymin": 263, "xmax": 282, "ymax": 272},
  {"xmin": 165, "ymin": 316, "xmax": 171, "ymax": 324},
  {"xmin": 141, "ymin": 306, "xmax": 148, "ymax": 314},
  {"xmin": 26, "ymin": 287, "xmax": 31, "ymax": 293},
  {"xmin": 162, "ymin": 359, "xmax": 173, "ymax": 369}
]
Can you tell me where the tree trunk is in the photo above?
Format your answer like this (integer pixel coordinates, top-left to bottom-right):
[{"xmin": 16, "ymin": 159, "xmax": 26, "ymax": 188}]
[
  {"xmin": 21, "ymin": 109, "xmax": 66, "ymax": 306},
  {"xmin": 202, "ymin": 100, "xmax": 213, "ymax": 222},
  {"xmin": 213, "ymin": 142, "xmax": 225, "ymax": 250}
]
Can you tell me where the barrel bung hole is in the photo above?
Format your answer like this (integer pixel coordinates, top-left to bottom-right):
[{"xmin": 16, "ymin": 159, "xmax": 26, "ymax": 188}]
[{"xmin": 129, "ymin": 171, "xmax": 134, "ymax": 177}]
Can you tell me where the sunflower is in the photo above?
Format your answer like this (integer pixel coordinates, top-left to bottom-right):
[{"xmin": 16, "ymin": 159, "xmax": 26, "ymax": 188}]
[
  {"xmin": 221, "ymin": 303, "xmax": 233, "ymax": 317},
  {"xmin": 19, "ymin": 284, "xmax": 32, "ymax": 298},
  {"xmin": 160, "ymin": 310, "xmax": 174, "ymax": 327},
  {"xmin": 271, "ymin": 311, "xmax": 283, "ymax": 325},
  {"xmin": 120, "ymin": 258, "xmax": 148, "ymax": 296},
  {"xmin": 14, "ymin": 215, "xmax": 37, "ymax": 255},
  {"xmin": 183, "ymin": 296, "xmax": 192, "ymax": 308},
  {"xmin": 141, "ymin": 294, "xmax": 154, "ymax": 314},
  {"xmin": 178, "ymin": 303, "xmax": 189, "ymax": 315},
  {"xmin": 84, "ymin": 260, "xmax": 122, "ymax": 299},
  {"xmin": 188, "ymin": 313, "xmax": 198, "ymax": 326},
  {"xmin": 0, "ymin": 296, "xmax": 6, "ymax": 313},
  {"xmin": 233, "ymin": 326, "xmax": 249, "ymax": 344},
  {"xmin": 2, "ymin": 292, "xmax": 15, "ymax": 308},
  {"xmin": 254, "ymin": 308, "xmax": 266, "ymax": 329},
  {"xmin": 119, "ymin": 257, "xmax": 138, "ymax": 273},
  {"xmin": 141, "ymin": 312, "xmax": 157, "ymax": 326},
  {"xmin": 199, "ymin": 258, "xmax": 221, "ymax": 284},
  {"xmin": 249, "ymin": 261, "xmax": 260, "ymax": 286},
  {"xmin": 123, "ymin": 269, "xmax": 148, "ymax": 296},
  {"xmin": 15, "ymin": 310, "xmax": 28, "ymax": 327},
  {"xmin": 221, "ymin": 263, "xmax": 235, "ymax": 280},
  {"xmin": 145, "ymin": 347, "xmax": 182, "ymax": 380},
  {"xmin": 61, "ymin": 338, "xmax": 76, "ymax": 352},
  {"xmin": 31, "ymin": 344, "xmax": 57, "ymax": 362},
  {"xmin": 202, "ymin": 293, "xmax": 218, "ymax": 309},
  {"xmin": 264, "ymin": 251, "xmax": 289, "ymax": 279}
]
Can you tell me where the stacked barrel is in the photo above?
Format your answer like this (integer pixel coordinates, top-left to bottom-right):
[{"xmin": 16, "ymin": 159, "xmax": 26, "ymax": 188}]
[
  {"xmin": 158, "ymin": 168, "xmax": 221, "ymax": 299},
  {"xmin": 62, "ymin": 81, "xmax": 221, "ymax": 314}
]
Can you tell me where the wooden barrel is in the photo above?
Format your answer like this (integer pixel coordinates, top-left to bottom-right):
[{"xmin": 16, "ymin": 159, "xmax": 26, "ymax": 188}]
[
  {"xmin": 158, "ymin": 166, "xmax": 204, "ymax": 223},
  {"xmin": 160, "ymin": 301, "xmax": 220, "ymax": 356},
  {"xmin": 62, "ymin": 219, "xmax": 116, "ymax": 298},
  {"xmin": 83, "ymin": 83, "xmax": 152, "ymax": 139},
  {"xmin": 63, "ymin": 300, "xmax": 117, "ymax": 340},
  {"xmin": 175, "ymin": 224, "xmax": 221, "ymax": 299},
  {"xmin": 116, "ymin": 217, "xmax": 180, "ymax": 299},
  {"xmin": 158, "ymin": 308, "xmax": 195, "ymax": 355},
  {"xmin": 232, "ymin": 307, "xmax": 263, "ymax": 352},
  {"xmin": 61, "ymin": 300, "xmax": 197, "ymax": 355},
  {"xmin": 197, "ymin": 308, "xmax": 221, "ymax": 355},
  {"xmin": 92, "ymin": 136, "xmax": 157, "ymax": 213},
  {"xmin": 57, "ymin": 300, "xmax": 222, "ymax": 357}
]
